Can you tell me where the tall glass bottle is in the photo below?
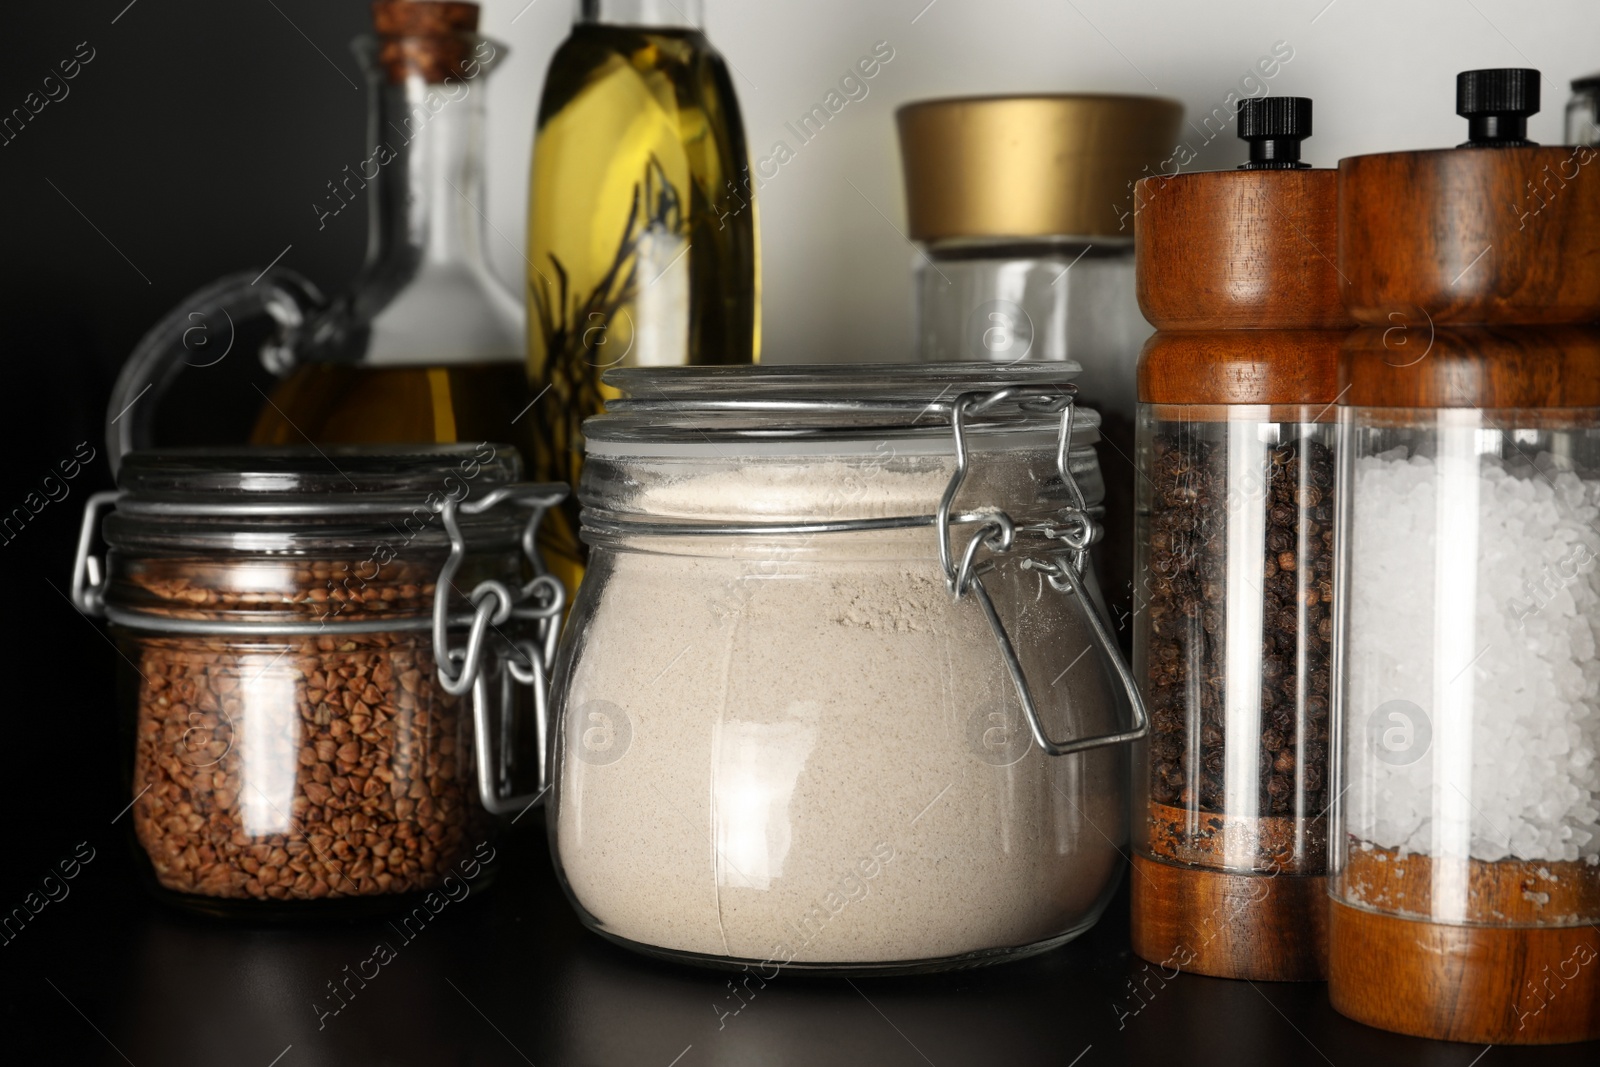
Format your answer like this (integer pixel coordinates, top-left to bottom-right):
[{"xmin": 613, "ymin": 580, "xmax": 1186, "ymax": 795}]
[
  {"xmin": 526, "ymin": 0, "xmax": 759, "ymax": 586},
  {"xmin": 107, "ymin": 2, "xmax": 530, "ymax": 471},
  {"xmin": 253, "ymin": 1, "xmax": 527, "ymax": 447}
]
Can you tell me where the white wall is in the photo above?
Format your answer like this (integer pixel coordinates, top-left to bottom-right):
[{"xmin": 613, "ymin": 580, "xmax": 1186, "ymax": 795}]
[{"xmin": 478, "ymin": 0, "xmax": 1600, "ymax": 365}]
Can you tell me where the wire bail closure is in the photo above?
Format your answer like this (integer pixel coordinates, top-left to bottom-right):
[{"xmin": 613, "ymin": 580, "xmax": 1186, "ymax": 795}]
[
  {"xmin": 583, "ymin": 384, "xmax": 1147, "ymax": 759},
  {"xmin": 431, "ymin": 484, "xmax": 567, "ymax": 815},
  {"xmin": 431, "ymin": 484, "xmax": 567, "ymax": 696},
  {"xmin": 71, "ymin": 480, "xmax": 570, "ymax": 814},
  {"xmin": 935, "ymin": 387, "xmax": 1146, "ymax": 757}
]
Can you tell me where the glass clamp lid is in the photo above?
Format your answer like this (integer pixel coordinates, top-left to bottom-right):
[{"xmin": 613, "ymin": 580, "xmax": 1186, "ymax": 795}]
[
  {"xmin": 593, "ymin": 361, "xmax": 1101, "ymax": 443},
  {"xmin": 583, "ymin": 362, "xmax": 1147, "ymax": 759},
  {"xmin": 71, "ymin": 445, "xmax": 568, "ymax": 699}
]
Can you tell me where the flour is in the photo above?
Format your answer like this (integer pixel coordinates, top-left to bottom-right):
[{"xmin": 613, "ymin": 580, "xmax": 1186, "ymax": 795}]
[{"xmin": 552, "ymin": 458, "xmax": 1128, "ymax": 967}]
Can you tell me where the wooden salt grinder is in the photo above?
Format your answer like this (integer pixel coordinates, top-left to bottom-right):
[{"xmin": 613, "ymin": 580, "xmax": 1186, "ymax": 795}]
[{"xmin": 1331, "ymin": 68, "xmax": 1600, "ymax": 1045}]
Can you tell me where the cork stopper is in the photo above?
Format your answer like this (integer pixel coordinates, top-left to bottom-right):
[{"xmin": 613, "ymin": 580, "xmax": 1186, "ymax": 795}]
[{"xmin": 372, "ymin": 1, "xmax": 481, "ymax": 84}]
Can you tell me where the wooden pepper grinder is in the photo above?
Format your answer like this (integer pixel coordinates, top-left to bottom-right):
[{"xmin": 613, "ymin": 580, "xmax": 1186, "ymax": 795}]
[
  {"xmin": 1330, "ymin": 69, "xmax": 1600, "ymax": 1044},
  {"xmin": 1129, "ymin": 98, "xmax": 1354, "ymax": 982}
]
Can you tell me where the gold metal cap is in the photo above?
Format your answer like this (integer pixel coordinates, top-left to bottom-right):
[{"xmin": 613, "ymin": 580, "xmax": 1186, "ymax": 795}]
[{"xmin": 896, "ymin": 94, "xmax": 1184, "ymax": 241}]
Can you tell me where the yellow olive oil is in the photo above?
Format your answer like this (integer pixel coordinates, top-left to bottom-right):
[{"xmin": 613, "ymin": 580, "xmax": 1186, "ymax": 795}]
[
  {"xmin": 526, "ymin": 22, "xmax": 759, "ymax": 585},
  {"xmin": 251, "ymin": 363, "xmax": 531, "ymax": 449}
]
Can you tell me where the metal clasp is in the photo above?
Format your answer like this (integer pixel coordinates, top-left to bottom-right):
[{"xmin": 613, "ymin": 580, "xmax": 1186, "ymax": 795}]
[
  {"xmin": 936, "ymin": 388, "xmax": 1148, "ymax": 758},
  {"xmin": 430, "ymin": 484, "xmax": 568, "ymax": 814},
  {"xmin": 71, "ymin": 491, "xmax": 122, "ymax": 616},
  {"xmin": 71, "ymin": 480, "xmax": 569, "ymax": 816}
]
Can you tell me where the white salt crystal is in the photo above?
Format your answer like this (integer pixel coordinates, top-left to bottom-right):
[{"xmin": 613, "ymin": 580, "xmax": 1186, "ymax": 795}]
[{"xmin": 1345, "ymin": 450, "xmax": 1600, "ymax": 865}]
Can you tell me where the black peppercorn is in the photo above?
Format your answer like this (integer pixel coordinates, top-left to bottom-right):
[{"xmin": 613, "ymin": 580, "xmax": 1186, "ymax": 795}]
[{"xmin": 1140, "ymin": 427, "xmax": 1334, "ymax": 834}]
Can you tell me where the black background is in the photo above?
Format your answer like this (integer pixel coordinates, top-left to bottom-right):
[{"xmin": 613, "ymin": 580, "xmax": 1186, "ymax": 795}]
[
  {"xmin": 3, "ymin": 0, "xmax": 369, "ymax": 970},
  {"xmin": 2, "ymin": 3, "xmax": 1598, "ymax": 1065},
  {"xmin": 2, "ymin": 1, "xmax": 374, "ymax": 865}
]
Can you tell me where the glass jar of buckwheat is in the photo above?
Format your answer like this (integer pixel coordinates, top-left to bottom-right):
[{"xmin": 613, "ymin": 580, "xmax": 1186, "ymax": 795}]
[{"xmin": 72, "ymin": 446, "xmax": 564, "ymax": 917}]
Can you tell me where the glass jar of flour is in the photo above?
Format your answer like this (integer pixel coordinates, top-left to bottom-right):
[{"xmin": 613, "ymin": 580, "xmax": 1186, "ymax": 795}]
[{"xmin": 546, "ymin": 363, "xmax": 1147, "ymax": 973}]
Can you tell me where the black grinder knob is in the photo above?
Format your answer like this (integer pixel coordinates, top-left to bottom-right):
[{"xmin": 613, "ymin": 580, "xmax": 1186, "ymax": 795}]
[
  {"xmin": 1237, "ymin": 97, "xmax": 1313, "ymax": 170},
  {"xmin": 1457, "ymin": 68, "xmax": 1540, "ymax": 146}
]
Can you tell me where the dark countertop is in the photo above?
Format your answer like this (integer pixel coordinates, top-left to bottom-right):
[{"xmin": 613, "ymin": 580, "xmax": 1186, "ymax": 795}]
[{"xmin": 4, "ymin": 818, "xmax": 1595, "ymax": 1067}]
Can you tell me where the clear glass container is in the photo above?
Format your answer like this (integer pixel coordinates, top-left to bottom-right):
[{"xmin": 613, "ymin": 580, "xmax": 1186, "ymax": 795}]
[
  {"xmin": 250, "ymin": 6, "xmax": 525, "ymax": 446},
  {"xmin": 1567, "ymin": 74, "xmax": 1600, "ymax": 146},
  {"xmin": 545, "ymin": 364, "xmax": 1146, "ymax": 973},
  {"xmin": 915, "ymin": 240, "xmax": 1146, "ymax": 638},
  {"xmin": 912, "ymin": 239, "xmax": 1144, "ymax": 372},
  {"xmin": 1334, "ymin": 409, "xmax": 1600, "ymax": 928},
  {"xmin": 71, "ymin": 446, "xmax": 563, "ymax": 917},
  {"xmin": 1135, "ymin": 409, "xmax": 1336, "ymax": 874},
  {"xmin": 897, "ymin": 96, "xmax": 1184, "ymax": 645},
  {"xmin": 106, "ymin": 2, "xmax": 527, "ymax": 472}
]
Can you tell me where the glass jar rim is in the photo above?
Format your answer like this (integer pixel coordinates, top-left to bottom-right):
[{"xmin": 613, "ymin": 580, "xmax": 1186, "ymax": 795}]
[
  {"xmin": 588, "ymin": 362, "xmax": 1100, "ymax": 453},
  {"xmin": 107, "ymin": 444, "xmax": 523, "ymax": 552}
]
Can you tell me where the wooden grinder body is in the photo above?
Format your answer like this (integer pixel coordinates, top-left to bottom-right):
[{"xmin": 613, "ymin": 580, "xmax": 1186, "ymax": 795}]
[
  {"xmin": 1330, "ymin": 144, "xmax": 1600, "ymax": 1044},
  {"xmin": 1130, "ymin": 168, "xmax": 1352, "ymax": 982}
]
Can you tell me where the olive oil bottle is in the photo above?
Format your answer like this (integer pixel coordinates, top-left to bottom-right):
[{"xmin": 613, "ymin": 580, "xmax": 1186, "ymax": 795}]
[
  {"xmin": 253, "ymin": 3, "xmax": 529, "ymax": 452},
  {"xmin": 527, "ymin": 0, "xmax": 759, "ymax": 584}
]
